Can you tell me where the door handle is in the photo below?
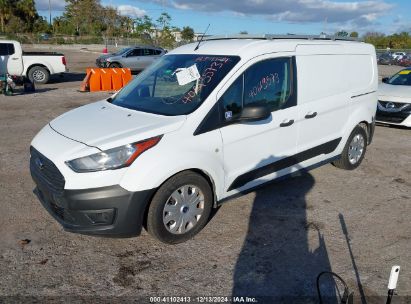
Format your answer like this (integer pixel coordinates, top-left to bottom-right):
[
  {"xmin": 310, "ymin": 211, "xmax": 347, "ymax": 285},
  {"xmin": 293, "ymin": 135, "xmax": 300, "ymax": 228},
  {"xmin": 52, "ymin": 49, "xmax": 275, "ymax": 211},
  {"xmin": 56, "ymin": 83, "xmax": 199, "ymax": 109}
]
[
  {"xmin": 305, "ymin": 111, "xmax": 318, "ymax": 119},
  {"xmin": 11, "ymin": 58, "xmax": 19, "ymax": 60},
  {"xmin": 280, "ymin": 119, "xmax": 294, "ymax": 127}
]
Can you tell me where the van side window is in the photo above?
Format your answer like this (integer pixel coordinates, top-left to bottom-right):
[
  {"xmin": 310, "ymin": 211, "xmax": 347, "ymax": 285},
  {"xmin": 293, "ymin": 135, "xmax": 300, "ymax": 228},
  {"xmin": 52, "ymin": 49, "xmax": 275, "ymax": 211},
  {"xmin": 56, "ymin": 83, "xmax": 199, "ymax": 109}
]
[
  {"xmin": 220, "ymin": 75, "xmax": 243, "ymax": 121},
  {"xmin": 244, "ymin": 58, "xmax": 291, "ymax": 111},
  {"xmin": 0, "ymin": 43, "xmax": 15, "ymax": 56},
  {"xmin": 219, "ymin": 57, "xmax": 293, "ymax": 122}
]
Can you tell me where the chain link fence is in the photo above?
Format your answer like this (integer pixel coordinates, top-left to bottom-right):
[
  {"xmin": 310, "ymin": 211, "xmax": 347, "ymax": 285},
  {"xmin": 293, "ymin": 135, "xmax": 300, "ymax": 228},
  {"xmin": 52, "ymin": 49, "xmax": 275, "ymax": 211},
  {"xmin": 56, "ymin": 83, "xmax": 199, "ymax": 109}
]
[{"xmin": 3, "ymin": 33, "xmax": 162, "ymax": 48}]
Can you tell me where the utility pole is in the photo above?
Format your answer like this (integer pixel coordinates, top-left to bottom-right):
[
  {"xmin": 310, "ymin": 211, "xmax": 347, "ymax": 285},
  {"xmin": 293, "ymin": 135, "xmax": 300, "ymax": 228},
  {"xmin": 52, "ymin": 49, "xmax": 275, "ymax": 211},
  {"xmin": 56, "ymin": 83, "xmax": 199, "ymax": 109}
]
[{"xmin": 49, "ymin": 0, "xmax": 52, "ymax": 25}]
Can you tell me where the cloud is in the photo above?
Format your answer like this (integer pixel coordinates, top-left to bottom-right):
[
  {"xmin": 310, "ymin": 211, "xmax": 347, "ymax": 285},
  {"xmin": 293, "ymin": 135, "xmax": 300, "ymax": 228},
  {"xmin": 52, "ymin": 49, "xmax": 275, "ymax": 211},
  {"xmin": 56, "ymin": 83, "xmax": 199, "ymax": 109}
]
[
  {"xmin": 390, "ymin": 15, "xmax": 411, "ymax": 34},
  {"xmin": 35, "ymin": 0, "xmax": 66, "ymax": 11},
  {"xmin": 151, "ymin": 0, "xmax": 393, "ymax": 26},
  {"xmin": 117, "ymin": 5, "xmax": 147, "ymax": 18}
]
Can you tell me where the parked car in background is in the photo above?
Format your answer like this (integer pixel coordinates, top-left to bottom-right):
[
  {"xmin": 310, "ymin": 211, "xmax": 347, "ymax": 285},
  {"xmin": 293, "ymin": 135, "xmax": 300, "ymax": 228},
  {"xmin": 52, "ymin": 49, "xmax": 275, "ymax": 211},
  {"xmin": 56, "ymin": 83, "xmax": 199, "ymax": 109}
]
[
  {"xmin": 0, "ymin": 40, "xmax": 67, "ymax": 84},
  {"xmin": 30, "ymin": 35, "xmax": 378, "ymax": 243},
  {"xmin": 377, "ymin": 68, "xmax": 411, "ymax": 127},
  {"xmin": 378, "ymin": 53, "xmax": 393, "ymax": 65},
  {"xmin": 95, "ymin": 48, "xmax": 131, "ymax": 67},
  {"xmin": 397, "ymin": 55, "xmax": 411, "ymax": 67},
  {"xmin": 392, "ymin": 52, "xmax": 406, "ymax": 60},
  {"xmin": 96, "ymin": 46, "xmax": 166, "ymax": 72},
  {"xmin": 39, "ymin": 33, "xmax": 51, "ymax": 41}
]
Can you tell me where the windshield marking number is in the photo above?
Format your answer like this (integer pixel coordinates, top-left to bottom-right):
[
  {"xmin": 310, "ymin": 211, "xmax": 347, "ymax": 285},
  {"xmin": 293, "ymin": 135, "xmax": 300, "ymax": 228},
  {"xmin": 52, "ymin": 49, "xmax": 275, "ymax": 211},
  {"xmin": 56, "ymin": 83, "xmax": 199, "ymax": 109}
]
[
  {"xmin": 181, "ymin": 60, "xmax": 229, "ymax": 104},
  {"xmin": 249, "ymin": 73, "xmax": 280, "ymax": 99}
]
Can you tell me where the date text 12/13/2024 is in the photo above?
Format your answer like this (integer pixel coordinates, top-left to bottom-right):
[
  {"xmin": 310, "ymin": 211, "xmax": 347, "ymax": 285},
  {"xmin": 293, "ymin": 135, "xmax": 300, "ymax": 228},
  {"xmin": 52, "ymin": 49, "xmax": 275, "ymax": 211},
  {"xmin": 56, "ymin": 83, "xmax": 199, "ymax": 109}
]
[{"xmin": 149, "ymin": 296, "xmax": 258, "ymax": 303}]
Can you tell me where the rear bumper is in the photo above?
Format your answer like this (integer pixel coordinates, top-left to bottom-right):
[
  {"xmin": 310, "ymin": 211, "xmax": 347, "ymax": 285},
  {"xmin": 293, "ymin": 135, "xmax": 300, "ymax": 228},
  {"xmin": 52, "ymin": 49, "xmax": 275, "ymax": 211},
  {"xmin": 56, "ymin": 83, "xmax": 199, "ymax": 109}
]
[{"xmin": 31, "ymin": 167, "xmax": 155, "ymax": 237}]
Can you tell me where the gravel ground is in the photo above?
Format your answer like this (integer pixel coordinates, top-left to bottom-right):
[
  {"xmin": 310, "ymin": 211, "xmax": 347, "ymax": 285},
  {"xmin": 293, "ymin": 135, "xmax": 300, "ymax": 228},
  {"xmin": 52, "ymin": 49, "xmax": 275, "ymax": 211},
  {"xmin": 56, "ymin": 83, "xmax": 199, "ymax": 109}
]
[{"xmin": 0, "ymin": 49, "xmax": 410, "ymax": 303}]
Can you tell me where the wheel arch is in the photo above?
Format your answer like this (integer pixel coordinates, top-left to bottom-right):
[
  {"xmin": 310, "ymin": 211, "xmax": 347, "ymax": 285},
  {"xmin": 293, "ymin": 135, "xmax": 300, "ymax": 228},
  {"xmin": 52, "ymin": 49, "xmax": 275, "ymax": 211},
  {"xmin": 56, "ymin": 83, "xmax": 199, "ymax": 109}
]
[
  {"xmin": 148, "ymin": 168, "xmax": 219, "ymax": 208},
  {"xmin": 26, "ymin": 63, "xmax": 51, "ymax": 77},
  {"xmin": 359, "ymin": 118, "xmax": 375, "ymax": 145},
  {"xmin": 343, "ymin": 102, "xmax": 375, "ymax": 148},
  {"xmin": 187, "ymin": 168, "xmax": 218, "ymax": 208},
  {"xmin": 109, "ymin": 61, "xmax": 122, "ymax": 68},
  {"xmin": 140, "ymin": 168, "xmax": 219, "ymax": 230}
]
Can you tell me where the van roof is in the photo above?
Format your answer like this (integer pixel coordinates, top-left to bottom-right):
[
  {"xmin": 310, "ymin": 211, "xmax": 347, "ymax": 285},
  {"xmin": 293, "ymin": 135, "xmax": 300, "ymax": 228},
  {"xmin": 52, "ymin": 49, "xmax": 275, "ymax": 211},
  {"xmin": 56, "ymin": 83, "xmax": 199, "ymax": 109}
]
[{"xmin": 170, "ymin": 35, "xmax": 374, "ymax": 60}]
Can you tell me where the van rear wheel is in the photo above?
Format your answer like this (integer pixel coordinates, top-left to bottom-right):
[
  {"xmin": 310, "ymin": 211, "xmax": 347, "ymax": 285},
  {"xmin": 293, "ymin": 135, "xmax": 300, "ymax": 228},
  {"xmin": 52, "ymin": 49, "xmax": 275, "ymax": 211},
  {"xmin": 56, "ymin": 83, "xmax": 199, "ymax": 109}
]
[
  {"xmin": 146, "ymin": 171, "xmax": 213, "ymax": 244},
  {"xmin": 333, "ymin": 126, "xmax": 367, "ymax": 170}
]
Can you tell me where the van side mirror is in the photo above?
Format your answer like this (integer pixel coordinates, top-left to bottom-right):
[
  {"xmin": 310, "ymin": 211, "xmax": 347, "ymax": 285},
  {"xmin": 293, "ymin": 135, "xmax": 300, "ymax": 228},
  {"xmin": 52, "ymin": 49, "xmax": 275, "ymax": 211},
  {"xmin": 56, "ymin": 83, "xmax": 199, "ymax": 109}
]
[
  {"xmin": 238, "ymin": 105, "xmax": 271, "ymax": 122},
  {"xmin": 382, "ymin": 77, "xmax": 389, "ymax": 83}
]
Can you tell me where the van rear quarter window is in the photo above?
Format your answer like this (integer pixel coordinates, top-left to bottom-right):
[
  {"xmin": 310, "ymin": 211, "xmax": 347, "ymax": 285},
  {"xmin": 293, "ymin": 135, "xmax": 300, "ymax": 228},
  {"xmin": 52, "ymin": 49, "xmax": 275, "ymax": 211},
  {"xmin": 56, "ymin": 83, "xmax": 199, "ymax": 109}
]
[
  {"xmin": 348, "ymin": 55, "xmax": 375, "ymax": 91},
  {"xmin": 296, "ymin": 54, "xmax": 374, "ymax": 104}
]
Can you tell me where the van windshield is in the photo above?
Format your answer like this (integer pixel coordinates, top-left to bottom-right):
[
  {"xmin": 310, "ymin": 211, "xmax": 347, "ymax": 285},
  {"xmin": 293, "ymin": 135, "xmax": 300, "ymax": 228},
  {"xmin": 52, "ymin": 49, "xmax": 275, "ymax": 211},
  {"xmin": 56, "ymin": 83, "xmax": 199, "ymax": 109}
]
[{"xmin": 112, "ymin": 54, "xmax": 240, "ymax": 115}]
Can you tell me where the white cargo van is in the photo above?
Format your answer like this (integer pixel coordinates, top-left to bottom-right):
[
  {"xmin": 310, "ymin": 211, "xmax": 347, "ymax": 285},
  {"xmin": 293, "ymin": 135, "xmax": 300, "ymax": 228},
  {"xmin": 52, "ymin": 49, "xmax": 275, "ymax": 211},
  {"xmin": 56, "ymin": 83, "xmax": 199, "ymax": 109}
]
[{"xmin": 30, "ymin": 35, "xmax": 378, "ymax": 244}]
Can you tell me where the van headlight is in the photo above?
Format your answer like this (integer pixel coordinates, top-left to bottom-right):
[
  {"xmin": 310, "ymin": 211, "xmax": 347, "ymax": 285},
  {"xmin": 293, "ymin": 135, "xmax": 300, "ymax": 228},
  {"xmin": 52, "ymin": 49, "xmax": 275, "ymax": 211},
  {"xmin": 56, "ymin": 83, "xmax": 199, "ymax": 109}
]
[{"xmin": 66, "ymin": 136, "xmax": 162, "ymax": 173}]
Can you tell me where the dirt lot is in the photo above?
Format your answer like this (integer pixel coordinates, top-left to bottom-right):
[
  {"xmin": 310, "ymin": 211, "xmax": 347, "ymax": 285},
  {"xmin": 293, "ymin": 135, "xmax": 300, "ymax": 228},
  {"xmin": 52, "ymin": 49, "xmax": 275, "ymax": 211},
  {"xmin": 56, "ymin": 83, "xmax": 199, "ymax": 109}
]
[{"xmin": 0, "ymin": 49, "xmax": 410, "ymax": 303}]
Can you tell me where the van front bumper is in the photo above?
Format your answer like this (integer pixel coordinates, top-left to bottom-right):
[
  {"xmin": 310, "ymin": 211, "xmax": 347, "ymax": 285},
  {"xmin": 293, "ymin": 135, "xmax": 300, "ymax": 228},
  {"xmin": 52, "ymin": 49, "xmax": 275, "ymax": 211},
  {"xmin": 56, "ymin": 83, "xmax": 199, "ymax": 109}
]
[
  {"xmin": 31, "ymin": 157, "xmax": 155, "ymax": 237},
  {"xmin": 33, "ymin": 183, "xmax": 155, "ymax": 237}
]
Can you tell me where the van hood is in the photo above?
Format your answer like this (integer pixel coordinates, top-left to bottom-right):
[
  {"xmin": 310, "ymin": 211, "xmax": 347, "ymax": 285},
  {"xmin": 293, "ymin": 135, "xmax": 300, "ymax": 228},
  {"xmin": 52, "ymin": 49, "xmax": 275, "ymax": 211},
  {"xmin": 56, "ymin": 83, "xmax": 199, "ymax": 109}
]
[
  {"xmin": 49, "ymin": 100, "xmax": 186, "ymax": 150},
  {"xmin": 378, "ymin": 83, "xmax": 411, "ymax": 103}
]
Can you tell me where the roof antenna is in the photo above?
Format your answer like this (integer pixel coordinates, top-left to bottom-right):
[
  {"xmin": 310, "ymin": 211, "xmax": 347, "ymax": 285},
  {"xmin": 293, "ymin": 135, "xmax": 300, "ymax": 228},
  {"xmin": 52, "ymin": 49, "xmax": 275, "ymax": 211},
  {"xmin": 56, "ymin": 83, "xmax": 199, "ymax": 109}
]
[{"xmin": 194, "ymin": 24, "xmax": 210, "ymax": 51}]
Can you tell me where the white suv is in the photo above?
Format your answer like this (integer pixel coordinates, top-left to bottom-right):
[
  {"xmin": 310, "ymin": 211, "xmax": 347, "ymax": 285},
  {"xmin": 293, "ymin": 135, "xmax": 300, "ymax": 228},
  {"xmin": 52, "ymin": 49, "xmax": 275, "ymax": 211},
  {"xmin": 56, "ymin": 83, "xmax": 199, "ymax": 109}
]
[{"xmin": 30, "ymin": 35, "xmax": 378, "ymax": 244}]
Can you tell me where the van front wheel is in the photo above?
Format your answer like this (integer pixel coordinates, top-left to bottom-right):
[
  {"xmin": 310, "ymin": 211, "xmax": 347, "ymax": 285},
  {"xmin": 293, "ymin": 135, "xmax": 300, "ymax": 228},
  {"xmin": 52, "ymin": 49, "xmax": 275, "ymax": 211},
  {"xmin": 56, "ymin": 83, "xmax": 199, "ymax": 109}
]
[
  {"xmin": 333, "ymin": 126, "xmax": 367, "ymax": 170},
  {"xmin": 147, "ymin": 171, "xmax": 213, "ymax": 244}
]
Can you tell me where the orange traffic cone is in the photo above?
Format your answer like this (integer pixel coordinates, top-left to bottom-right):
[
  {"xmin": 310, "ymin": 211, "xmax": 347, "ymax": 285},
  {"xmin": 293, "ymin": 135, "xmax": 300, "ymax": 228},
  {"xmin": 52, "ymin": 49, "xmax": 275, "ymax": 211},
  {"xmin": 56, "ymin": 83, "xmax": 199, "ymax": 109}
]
[{"xmin": 79, "ymin": 71, "xmax": 91, "ymax": 92}]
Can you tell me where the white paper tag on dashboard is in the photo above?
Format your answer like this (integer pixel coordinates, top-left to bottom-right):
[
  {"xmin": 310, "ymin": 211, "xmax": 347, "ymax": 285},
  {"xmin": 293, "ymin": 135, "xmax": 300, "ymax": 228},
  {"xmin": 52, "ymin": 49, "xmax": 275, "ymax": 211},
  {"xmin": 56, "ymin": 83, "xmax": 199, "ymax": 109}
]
[{"xmin": 176, "ymin": 64, "xmax": 201, "ymax": 86}]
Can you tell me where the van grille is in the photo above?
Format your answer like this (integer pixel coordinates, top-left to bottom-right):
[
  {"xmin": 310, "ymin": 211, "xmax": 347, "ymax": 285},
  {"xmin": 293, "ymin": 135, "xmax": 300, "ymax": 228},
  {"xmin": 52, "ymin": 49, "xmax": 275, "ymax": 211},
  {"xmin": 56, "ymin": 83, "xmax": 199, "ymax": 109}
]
[{"xmin": 30, "ymin": 147, "xmax": 65, "ymax": 194}]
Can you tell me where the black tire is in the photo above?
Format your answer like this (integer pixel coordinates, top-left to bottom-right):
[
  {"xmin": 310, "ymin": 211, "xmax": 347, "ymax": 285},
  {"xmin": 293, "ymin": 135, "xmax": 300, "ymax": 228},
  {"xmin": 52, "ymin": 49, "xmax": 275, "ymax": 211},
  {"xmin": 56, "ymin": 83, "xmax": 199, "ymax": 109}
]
[
  {"xmin": 147, "ymin": 171, "xmax": 213, "ymax": 244},
  {"xmin": 109, "ymin": 62, "xmax": 122, "ymax": 68},
  {"xmin": 28, "ymin": 66, "xmax": 50, "ymax": 84},
  {"xmin": 333, "ymin": 126, "xmax": 367, "ymax": 170}
]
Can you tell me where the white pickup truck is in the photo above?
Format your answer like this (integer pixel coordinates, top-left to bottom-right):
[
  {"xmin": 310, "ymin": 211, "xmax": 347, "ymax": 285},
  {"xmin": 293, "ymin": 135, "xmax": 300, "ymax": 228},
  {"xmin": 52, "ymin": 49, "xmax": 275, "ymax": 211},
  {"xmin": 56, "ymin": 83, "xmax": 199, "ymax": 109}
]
[{"xmin": 0, "ymin": 40, "xmax": 67, "ymax": 84}]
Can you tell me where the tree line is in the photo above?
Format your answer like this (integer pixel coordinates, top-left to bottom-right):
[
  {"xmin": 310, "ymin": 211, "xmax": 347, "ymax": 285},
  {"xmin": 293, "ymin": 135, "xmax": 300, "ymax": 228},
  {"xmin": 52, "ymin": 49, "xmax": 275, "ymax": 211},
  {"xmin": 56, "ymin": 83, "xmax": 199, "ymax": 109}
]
[
  {"xmin": 0, "ymin": 0, "xmax": 49, "ymax": 33},
  {"xmin": 1, "ymin": 0, "xmax": 410, "ymax": 49},
  {"xmin": 336, "ymin": 30, "xmax": 411, "ymax": 49},
  {"xmin": 0, "ymin": 0, "xmax": 195, "ymax": 48}
]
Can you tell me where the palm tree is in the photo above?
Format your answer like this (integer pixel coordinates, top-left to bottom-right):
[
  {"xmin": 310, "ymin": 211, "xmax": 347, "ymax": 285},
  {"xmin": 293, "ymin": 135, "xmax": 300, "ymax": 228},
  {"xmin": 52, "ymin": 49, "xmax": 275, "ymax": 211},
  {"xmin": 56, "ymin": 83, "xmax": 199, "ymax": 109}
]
[
  {"xmin": 16, "ymin": 0, "xmax": 38, "ymax": 29},
  {"xmin": 0, "ymin": 0, "xmax": 11, "ymax": 33}
]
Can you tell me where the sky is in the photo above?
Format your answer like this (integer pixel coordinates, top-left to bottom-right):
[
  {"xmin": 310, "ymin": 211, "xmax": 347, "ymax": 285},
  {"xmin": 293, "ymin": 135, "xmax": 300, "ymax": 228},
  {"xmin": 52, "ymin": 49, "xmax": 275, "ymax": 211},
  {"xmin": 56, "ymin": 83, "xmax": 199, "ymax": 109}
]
[{"xmin": 35, "ymin": 0, "xmax": 411, "ymax": 36}]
